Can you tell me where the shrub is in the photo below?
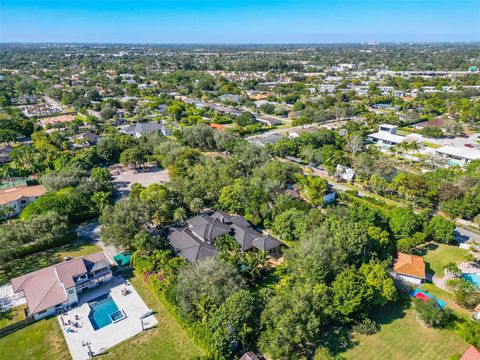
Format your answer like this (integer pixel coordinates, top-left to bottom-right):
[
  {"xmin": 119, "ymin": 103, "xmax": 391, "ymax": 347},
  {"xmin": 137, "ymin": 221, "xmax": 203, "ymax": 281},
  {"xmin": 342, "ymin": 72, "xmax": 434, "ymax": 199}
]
[
  {"xmin": 413, "ymin": 298, "xmax": 452, "ymax": 328},
  {"xmin": 352, "ymin": 317, "xmax": 380, "ymax": 335}
]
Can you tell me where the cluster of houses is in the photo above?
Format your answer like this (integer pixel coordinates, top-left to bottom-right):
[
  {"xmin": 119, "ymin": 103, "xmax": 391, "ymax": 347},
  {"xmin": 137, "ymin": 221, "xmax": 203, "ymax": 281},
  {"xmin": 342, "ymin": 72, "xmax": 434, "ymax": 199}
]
[
  {"xmin": 368, "ymin": 124, "xmax": 480, "ymax": 166},
  {"xmin": 23, "ymin": 104, "xmax": 61, "ymax": 118}
]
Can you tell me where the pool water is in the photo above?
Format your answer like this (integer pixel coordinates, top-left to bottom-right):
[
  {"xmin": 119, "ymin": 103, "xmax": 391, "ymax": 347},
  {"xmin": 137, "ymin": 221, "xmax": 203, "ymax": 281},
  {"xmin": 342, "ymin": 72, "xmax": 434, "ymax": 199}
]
[
  {"xmin": 88, "ymin": 294, "xmax": 120, "ymax": 330},
  {"xmin": 464, "ymin": 273, "xmax": 480, "ymax": 288},
  {"xmin": 410, "ymin": 288, "xmax": 447, "ymax": 308}
]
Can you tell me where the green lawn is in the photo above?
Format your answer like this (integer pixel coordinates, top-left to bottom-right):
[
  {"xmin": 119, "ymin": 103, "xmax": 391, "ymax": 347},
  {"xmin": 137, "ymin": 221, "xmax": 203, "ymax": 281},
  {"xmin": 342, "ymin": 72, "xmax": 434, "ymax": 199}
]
[
  {"xmin": 344, "ymin": 303, "xmax": 469, "ymax": 360},
  {"xmin": 422, "ymin": 244, "xmax": 468, "ymax": 277},
  {"xmin": 0, "ymin": 317, "xmax": 70, "ymax": 360},
  {"xmin": 420, "ymin": 283, "xmax": 472, "ymax": 320},
  {"xmin": 0, "ymin": 304, "xmax": 26, "ymax": 328},
  {"xmin": 0, "ymin": 239, "xmax": 101, "ymax": 285},
  {"xmin": 98, "ymin": 272, "xmax": 204, "ymax": 359}
]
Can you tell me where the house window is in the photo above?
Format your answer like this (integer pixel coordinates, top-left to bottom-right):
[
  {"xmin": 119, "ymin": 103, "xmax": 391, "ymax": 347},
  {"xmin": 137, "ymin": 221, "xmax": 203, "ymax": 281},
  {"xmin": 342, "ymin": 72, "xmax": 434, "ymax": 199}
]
[
  {"xmin": 37, "ymin": 309, "xmax": 47, "ymax": 315},
  {"xmin": 20, "ymin": 200, "xmax": 27, "ymax": 204},
  {"xmin": 68, "ymin": 289, "xmax": 74, "ymax": 294}
]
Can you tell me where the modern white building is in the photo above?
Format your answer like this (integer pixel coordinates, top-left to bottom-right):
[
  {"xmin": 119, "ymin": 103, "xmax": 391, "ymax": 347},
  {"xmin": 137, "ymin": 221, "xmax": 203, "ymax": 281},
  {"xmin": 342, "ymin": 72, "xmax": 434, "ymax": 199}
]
[
  {"xmin": 435, "ymin": 145, "xmax": 480, "ymax": 166},
  {"xmin": 367, "ymin": 124, "xmax": 406, "ymax": 147}
]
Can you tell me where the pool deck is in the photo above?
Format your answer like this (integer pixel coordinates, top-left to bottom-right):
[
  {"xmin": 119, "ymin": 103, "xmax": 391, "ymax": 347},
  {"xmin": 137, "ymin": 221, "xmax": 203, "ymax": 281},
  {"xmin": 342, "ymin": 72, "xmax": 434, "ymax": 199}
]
[{"xmin": 58, "ymin": 277, "xmax": 157, "ymax": 360}]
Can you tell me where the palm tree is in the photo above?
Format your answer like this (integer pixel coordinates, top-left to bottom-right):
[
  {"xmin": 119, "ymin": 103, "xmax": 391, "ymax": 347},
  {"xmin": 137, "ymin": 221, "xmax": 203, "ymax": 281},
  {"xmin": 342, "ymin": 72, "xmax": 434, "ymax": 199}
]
[
  {"xmin": 173, "ymin": 207, "xmax": 187, "ymax": 224},
  {"xmin": 443, "ymin": 262, "xmax": 461, "ymax": 277},
  {"xmin": 189, "ymin": 198, "xmax": 203, "ymax": 214}
]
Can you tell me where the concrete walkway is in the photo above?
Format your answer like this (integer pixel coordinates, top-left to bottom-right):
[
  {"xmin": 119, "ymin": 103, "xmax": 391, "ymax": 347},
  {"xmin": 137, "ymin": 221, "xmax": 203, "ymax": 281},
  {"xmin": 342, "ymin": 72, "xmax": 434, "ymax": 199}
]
[
  {"xmin": 59, "ymin": 277, "xmax": 157, "ymax": 360},
  {"xmin": 76, "ymin": 221, "xmax": 118, "ymax": 264},
  {"xmin": 0, "ymin": 284, "xmax": 26, "ymax": 311}
]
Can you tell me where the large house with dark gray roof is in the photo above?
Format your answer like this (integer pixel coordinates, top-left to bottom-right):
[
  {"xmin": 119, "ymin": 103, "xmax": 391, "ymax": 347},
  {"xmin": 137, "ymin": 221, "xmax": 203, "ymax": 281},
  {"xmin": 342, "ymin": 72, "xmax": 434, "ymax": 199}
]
[
  {"xmin": 119, "ymin": 122, "xmax": 172, "ymax": 138},
  {"xmin": 168, "ymin": 211, "xmax": 284, "ymax": 262}
]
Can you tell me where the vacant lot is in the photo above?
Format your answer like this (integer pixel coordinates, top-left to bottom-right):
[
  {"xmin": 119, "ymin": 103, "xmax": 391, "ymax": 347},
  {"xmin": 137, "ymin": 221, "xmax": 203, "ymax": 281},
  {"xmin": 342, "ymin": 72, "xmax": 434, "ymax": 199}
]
[
  {"xmin": 0, "ymin": 239, "xmax": 101, "ymax": 285},
  {"xmin": 110, "ymin": 165, "xmax": 170, "ymax": 197},
  {"xmin": 423, "ymin": 244, "xmax": 468, "ymax": 276},
  {"xmin": 344, "ymin": 303, "xmax": 468, "ymax": 360}
]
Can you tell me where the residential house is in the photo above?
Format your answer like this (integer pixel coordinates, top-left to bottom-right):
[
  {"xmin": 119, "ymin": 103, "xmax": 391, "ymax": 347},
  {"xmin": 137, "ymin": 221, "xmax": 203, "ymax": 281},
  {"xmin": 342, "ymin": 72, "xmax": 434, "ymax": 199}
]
[
  {"xmin": 250, "ymin": 134, "xmax": 286, "ymax": 147},
  {"xmin": 413, "ymin": 118, "xmax": 449, "ymax": 131},
  {"xmin": 288, "ymin": 126, "xmax": 318, "ymax": 138},
  {"xmin": 0, "ymin": 145, "xmax": 14, "ymax": 164},
  {"xmin": 11, "ymin": 252, "xmax": 112, "ymax": 321},
  {"xmin": 11, "ymin": 95, "xmax": 37, "ymax": 105},
  {"xmin": 0, "ymin": 185, "xmax": 46, "ymax": 218},
  {"xmin": 435, "ymin": 146, "xmax": 480, "ymax": 166},
  {"xmin": 38, "ymin": 114, "xmax": 76, "ymax": 128},
  {"xmin": 335, "ymin": 164, "xmax": 355, "ymax": 182},
  {"xmin": 367, "ymin": 124, "xmax": 406, "ymax": 147},
  {"xmin": 240, "ymin": 352, "xmax": 262, "ymax": 360},
  {"xmin": 392, "ymin": 253, "xmax": 427, "ymax": 285},
  {"xmin": 24, "ymin": 104, "xmax": 61, "ymax": 117},
  {"xmin": 474, "ymin": 304, "xmax": 480, "ymax": 321},
  {"xmin": 70, "ymin": 131, "xmax": 100, "ymax": 148},
  {"xmin": 119, "ymin": 122, "xmax": 172, "ymax": 138},
  {"xmin": 168, "ymin": 211, "xmax": 284, "ymax": 262},
  {"xmin": 460, "ymin": 346, "xmax": 480, "ymax": 360},
  {"xmin": 218, "ymin": 94, "xmax": 241, "ymax": 104}
]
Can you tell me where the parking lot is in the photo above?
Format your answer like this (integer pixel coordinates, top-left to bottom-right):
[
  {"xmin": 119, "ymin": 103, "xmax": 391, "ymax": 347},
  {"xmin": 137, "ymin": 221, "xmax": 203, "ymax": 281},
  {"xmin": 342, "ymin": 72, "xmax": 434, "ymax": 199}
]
[{"xmin": 110, "ymin": 164, "xmax": 170, "ymax": 197}]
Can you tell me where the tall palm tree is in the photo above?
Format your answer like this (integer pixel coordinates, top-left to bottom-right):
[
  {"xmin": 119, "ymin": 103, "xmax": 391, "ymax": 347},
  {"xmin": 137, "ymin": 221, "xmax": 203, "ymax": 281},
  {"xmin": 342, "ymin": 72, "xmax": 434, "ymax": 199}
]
[
  {"xmin": 173, "ymin": 207, "xmax": 187, "ymax": 224},
  {"xmin": 189, "ymin": 198, "xmax": 203, "ymax": 214}
]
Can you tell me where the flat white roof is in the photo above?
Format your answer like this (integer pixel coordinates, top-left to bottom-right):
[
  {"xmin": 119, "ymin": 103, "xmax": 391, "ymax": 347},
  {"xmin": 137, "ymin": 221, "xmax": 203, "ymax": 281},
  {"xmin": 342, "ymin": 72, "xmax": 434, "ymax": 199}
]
[
  {"xmin": 436, "ymin": 146, "xmax": 480, "ymax": 160},
  {"xmin": 369, "ymin": 132, "xmax": 406, "ymax": 144},
  {"xmin": 379, "ymin": 124, "xmax": 398, "ymax": 129}
]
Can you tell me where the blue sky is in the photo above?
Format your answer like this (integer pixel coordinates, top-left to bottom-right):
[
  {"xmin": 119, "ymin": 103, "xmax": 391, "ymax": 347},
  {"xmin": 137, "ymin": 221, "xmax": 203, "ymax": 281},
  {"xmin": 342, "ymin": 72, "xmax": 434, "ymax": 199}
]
[{"xmin": 1, "ymin": 0, "xmax": 479, "ymax": 43}]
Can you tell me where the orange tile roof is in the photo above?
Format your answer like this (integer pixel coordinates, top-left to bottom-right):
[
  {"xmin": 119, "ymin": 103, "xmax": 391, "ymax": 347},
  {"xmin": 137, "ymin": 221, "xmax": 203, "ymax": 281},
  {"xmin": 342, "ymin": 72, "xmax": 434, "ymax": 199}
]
[
  {"xmin": 0, "ymin": 185, "xmax": 46, "ymax": 205},
  {"xmin": 39, "ymin": 114, "xmax": 76, "ymax": 127},
  {"xmin": 210, "ymin": 123, "xmax": 226, "ymax": 131},
  {"xmin": 461, "ymin": 346, "xmax": 480, "ymax": 360},
  {"xmin": 393, "ymin": 252, "xmax": 426, "ymax": 279}
]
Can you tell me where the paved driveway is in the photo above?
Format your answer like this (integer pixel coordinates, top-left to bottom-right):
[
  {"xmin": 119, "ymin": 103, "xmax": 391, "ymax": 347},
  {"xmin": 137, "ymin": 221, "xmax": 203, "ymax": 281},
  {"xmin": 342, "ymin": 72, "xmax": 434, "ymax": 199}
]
[{"xmin": 0, "ymin": 283, "xmax": 26, "ymax": 311}]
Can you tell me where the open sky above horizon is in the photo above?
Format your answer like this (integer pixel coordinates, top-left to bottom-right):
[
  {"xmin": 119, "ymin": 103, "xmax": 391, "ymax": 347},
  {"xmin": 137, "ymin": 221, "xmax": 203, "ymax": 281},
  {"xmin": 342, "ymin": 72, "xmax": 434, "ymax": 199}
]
[{"xmin": 1, "ymin": 0, "xmax": 479, "ymax": 43}]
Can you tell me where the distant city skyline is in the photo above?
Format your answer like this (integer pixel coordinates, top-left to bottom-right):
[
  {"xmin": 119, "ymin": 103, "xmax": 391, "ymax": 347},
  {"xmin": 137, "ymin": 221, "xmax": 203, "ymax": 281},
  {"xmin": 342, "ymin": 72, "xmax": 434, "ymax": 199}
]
[{"xmin": 1, "ymin": 0, "xmax": 479, "ymax": 43}]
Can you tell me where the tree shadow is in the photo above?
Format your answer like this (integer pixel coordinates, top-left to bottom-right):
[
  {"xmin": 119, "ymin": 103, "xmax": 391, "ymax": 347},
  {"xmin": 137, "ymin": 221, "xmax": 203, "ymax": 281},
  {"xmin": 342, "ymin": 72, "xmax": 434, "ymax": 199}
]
[
  {"xmin": 324, "ymin": 326, "xmax": 358, "ymax": 356},
  {"xmin": 370, "ymin": 301, "xmax": 408, "ymax": 326},
  {"xmin": 414, "ymin": 242, "xmax": 438, "ymax": 257}
]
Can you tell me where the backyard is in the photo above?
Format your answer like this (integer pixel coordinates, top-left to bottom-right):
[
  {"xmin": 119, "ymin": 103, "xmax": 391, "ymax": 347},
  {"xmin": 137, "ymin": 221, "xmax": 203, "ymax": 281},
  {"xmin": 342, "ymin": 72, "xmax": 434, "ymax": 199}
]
[
  {"xmin": 422, "ymin": 243, "xmax": 468, "ymax": 277},
  {"xmin": 344, "ymin": 302, "xmax": 469, "ymax": 360},
  {"xmin": 0, "ymin": 272, "xmax": 203, "ymax": 360},
  {"xmin": 98, "ymin": 272, "xmax": 204, "ymax": 359},
  {"xmin": 0, "ymin": 238, "xmax": 101, "ymax": 285},
  {"xmin": 0, "ymin": 317, "xmax": 71, "ymax": 360}
]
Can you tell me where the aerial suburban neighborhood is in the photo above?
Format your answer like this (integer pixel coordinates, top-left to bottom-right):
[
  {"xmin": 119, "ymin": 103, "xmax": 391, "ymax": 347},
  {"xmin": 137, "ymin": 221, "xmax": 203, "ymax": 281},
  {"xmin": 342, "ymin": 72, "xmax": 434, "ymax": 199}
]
[{"xmin": 1, "ymin": 1, "xmax": 480, "ymax": 360}]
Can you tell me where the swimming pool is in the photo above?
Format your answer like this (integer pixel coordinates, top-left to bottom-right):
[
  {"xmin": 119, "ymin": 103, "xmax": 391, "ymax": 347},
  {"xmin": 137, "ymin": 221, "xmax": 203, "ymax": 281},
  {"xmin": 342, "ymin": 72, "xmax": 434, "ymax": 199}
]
[
  {"xmin": 410, "ymin": 288, "xmax": 447, "ymax": 308},
  {"xmin": 88, "ymin": 294, "xmax": 125, "ymax": 330},
  {"xmin": 463, "ymin": 273, "xmax": 480, "ymax": 288}
]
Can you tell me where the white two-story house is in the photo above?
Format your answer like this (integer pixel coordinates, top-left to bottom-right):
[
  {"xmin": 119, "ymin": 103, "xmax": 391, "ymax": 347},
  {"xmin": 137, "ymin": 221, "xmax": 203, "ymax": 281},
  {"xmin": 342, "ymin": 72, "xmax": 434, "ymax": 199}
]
[{"xmin": 11, "ymin": 252, "xmax": 112, "ymax": 321}]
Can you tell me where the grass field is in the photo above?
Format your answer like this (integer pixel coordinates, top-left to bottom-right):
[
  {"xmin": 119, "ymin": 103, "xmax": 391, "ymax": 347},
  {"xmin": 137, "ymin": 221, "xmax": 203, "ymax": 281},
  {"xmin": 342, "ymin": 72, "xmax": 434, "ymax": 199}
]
[
  {"xmin": 98, "ymin": 272, "xmax": 204, "ymax": 359},
  {"xmin": 0, "ymin": 317, "xmax": 71, "ymax": 360},
  {"xmin": 423, "ymin": 244, "xmax": 468, "ymax": 277},
  {"xmin": 344, "ymin": 303, "xmax": 469, "ymax": 360},
  {"xmin": 0, "ymin": 239, "xmax": 101, "ymax": 285},
  {"xmin": 0, "ymin": 304, "xmax": 27, "ymax": 328},
  {"xmin": 420, "ymin": 283, "xmax": 472, "ymax": 320}
]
